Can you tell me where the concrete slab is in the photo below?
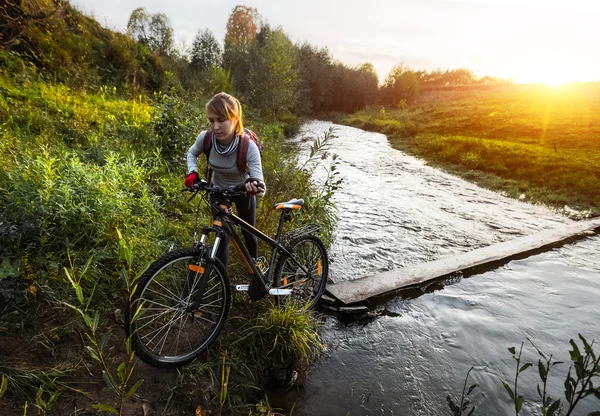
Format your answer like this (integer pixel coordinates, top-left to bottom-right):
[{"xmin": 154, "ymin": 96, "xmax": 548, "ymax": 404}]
[{"xmin": 327, "ymin": 218, "xmax": 600, "ymax": 305}]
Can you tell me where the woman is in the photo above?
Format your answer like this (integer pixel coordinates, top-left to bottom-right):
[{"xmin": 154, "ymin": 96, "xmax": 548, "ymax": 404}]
[{"xmin": 184, "ymin": 92, "xmax": 265, "ymax": 271}]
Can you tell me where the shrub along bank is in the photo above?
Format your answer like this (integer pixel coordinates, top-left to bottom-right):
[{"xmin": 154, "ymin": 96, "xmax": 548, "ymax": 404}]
[
  {"xmin": 0, "ymin": 49, "xmax": 337, "ymax": 415},
  {"xmin": 344, "ymin": 83, "xmax": 600, "ymax": 216}
]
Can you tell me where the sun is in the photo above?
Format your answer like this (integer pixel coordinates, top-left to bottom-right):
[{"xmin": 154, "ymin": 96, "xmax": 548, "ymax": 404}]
[
  {"xmin": 539, "ymin": 74, "xmax": 570, "ymax": 87},
  {"xmin": 512, "ymin": 66, "xmax": 577, "ymax": 87}
]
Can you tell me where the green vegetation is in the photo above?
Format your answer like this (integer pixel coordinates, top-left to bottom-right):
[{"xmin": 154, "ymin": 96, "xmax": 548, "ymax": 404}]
[
  {"xmin": 501, "ymin": 335, "xmax": 600, "ymax": 416},
  {"xmin": 345, "ymin": 84, "xmax": 600, "ymax": 215},
  {"xmin": 0, "ymin": 1, "xmax": 345, "ymax": 413},
  {"xmin": 447, "ymin": 335, "xmax": 600, "ymax": 415},
  {"xmin": 0, "ymin": 52, "xmax": 334, "ymax": 412}
]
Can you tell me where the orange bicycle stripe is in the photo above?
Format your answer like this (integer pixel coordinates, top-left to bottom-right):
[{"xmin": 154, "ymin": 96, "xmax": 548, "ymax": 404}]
[
  {"xmin": 189, "ymin": 264, "xmax": 204, "ymax": 273},
  {"xmin": 231, "ymin": 240, "xmax": 254, "ymax": 274}
]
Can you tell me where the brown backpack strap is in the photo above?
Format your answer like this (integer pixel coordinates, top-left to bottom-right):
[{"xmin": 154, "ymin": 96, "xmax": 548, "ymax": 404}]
[
  {"xmin": 202, "ymin": 130, "xmax": 213, "ymax": 181},
  {"xmin": 236, "ymin": 134, "xmax": 250, "ymax": 173},
  {"xmin": 203, "ymin": 130, "xmax": 213, "ymax": 156}
]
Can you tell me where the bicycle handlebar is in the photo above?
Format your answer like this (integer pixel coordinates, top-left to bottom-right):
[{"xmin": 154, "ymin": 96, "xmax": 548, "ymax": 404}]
[{"xmin": 181, "ymin": 179, "xmax": 264, "ymax": 199}]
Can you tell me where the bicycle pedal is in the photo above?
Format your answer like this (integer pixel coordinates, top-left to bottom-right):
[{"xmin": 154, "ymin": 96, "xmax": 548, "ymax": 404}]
[
  {"xmin": 236, "ymin": 285, "xmax": 249, "ymax": 292},
  {"xmin": 268, "ymin": 288, "xmax": 293, "ymax": 295}
]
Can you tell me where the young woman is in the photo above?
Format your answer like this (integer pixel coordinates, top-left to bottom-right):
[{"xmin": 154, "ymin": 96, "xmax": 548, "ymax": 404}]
[{"xmin": 184, "ymin": 92, "xmax": 265, "ymax": 270}]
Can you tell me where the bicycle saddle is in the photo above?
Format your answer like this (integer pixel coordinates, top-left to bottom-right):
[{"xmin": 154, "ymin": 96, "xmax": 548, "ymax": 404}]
[{"xmin": 273, "ymin": 198, "xmax": 304, "ymax": 210}]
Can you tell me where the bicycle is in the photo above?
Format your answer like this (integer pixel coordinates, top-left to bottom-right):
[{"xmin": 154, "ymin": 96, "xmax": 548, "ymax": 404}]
[{"xmin": 128, "ymin": 180, "xmax": 329, "ymax": 368}]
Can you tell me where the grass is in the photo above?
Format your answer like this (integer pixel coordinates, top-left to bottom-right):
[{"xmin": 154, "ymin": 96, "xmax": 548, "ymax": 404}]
[
  {"xmin": 344, "ymin": 83, "xmax": 600, "ymax": 216},
  {"xmin": 0, "ymin": 50, "xmax": 332, "ymax": 415}
]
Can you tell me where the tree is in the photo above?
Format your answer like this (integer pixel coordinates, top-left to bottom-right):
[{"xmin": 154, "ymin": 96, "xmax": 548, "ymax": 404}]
[
  {"xmin": 353, "ymin": 63, "xmax": 379, "ymax": 109},
  {"xmin": 296, "ymin": 43, "xmax": 334, "ymax": 113},
  {"xmin": 381, "ymin": 63, "xmax": 419, "ymax": 105},
  {"xmin": 190, "ymin": 28, "xmax": 222, "ymax": 72},
  {"xmin": 248, "ymin": 25, "xmax": 298, "ymax": 117},
  {"xmin": 223, "ymin": 5, "xmax": 263, "ymax": 96},
  {"xmin": 127, "ymin": 7, "xmax": 173, "ymax": 55},
  {"xmin": 224, "ymin": 5, "xmax": 262, "ymax": 51}
]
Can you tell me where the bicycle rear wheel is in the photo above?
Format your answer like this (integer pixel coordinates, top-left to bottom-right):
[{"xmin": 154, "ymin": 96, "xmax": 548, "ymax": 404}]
[
  {"xmin": 129, "ymin": 247, "xmax": 230, "ymax": 368},
  {"xmin": 274, "ymin": 235, "xmax": 328, "ymax": 310}
]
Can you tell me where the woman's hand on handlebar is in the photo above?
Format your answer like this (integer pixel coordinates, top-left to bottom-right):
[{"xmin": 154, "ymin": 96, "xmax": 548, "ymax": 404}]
[
  {"xmin": 184, "ymin": 171, "xmax": 200, "ymax": 188},
  {"xmin": 245, "ymin": 178, "xmax": 265, "ymax": 196}
]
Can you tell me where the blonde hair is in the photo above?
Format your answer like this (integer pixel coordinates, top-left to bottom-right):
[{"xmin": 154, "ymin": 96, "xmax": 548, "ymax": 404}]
[{"xmin": 206, "ymin": 92, "xmax": 244, "ymax": 136}]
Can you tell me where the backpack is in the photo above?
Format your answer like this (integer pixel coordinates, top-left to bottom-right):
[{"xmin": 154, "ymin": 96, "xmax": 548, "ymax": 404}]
[{"xmin": 202, "ymin": 128, "xmax": 263, "ymax": 175}]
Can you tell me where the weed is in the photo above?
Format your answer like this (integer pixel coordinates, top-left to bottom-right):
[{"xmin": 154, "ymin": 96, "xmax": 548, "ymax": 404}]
[{"xmin": 447, "ymin": 366, "xmax": 479, "ymax": 415}]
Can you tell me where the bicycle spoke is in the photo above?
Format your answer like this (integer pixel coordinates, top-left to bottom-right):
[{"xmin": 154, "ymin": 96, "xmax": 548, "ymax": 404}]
[
  {"xmin": 135, "ymin": 307, "xmax": 177, "ymax": 332},
  {"xmin": 146, "ymin": 281, "xmax": 181, "ymax": 304}
]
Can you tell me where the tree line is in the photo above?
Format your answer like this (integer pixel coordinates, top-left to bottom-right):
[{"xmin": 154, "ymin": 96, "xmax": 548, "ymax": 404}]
[
  {"xmin": 127, "ymin": 5, "xmax": 513, "ymax": 115},
  {"xmin": 1, "ymin": 1, "xmax": 513, "ymax": 117}
]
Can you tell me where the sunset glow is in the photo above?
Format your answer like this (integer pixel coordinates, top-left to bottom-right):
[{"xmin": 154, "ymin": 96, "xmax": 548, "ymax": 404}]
[{"xmin": 509, "ymin": 64, "xmax": 595, "ymax": 86}]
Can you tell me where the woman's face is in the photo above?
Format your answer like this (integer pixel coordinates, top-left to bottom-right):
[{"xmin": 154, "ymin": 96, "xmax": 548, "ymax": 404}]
[{"xmin": 207, "ymin": 110, "xmax": 237, "ymax": 144}]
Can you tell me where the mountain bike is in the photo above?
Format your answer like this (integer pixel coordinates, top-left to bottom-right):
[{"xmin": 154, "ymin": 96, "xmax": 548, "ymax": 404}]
[{"xmin": 128, "ymin": 180, "xmax": 329, "ymax": 368}]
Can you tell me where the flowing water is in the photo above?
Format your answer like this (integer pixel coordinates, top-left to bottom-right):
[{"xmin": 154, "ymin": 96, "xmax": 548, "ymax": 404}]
[{"xmin": 291, "ymin": 121, "xmax": 600, "ymax": 415}]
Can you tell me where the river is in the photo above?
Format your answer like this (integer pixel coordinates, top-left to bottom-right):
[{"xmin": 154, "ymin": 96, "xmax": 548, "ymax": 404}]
[{"xmin": 292, "ymin": 121, "xmax": 600, "ymax": 416}]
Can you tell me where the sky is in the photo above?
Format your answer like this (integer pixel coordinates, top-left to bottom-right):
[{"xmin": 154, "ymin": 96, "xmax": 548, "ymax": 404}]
[{"xmin": 70, "ymin": 0, "xmax": 600, "ymax": 84}]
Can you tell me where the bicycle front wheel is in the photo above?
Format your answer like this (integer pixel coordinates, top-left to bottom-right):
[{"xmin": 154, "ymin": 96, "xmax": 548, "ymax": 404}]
[
  {"xmin": 129, "ymin": 247, "xmax": 230, "ymax": 368},
  {"xmin": 274, "ymin": 235, "xmax": 328, "ymax": 310}
]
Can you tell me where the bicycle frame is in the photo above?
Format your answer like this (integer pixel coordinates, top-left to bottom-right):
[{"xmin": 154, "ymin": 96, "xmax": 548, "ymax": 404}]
[{"xmin": 196, "ymin": 198, "xmax": 309, "ymax": 293}]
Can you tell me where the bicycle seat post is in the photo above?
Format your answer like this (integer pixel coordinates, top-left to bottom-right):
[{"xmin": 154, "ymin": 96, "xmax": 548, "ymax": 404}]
[{"xmin": 274, "ymin": 209, "xmax": 291, "ymax": 244}]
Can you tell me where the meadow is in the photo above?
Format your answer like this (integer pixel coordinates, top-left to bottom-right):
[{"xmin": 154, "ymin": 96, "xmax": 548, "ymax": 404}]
[{"xmin": 345, "ymin": 83, "xmax": 600, "ymax": 216}]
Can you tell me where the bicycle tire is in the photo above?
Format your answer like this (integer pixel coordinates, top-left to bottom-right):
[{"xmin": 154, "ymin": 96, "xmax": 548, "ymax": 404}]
[
  {"xmin": 273, "ymin": 235, "xmax": 328, "ymax": 310},
  {"xmin": 129, "ymin": 247, "xmax": 230, "ymax": 368}
]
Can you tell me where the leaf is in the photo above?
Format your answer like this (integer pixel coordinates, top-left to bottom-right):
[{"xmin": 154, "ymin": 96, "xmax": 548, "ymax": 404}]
[
  {"xmin": 547, "ymin": 399, "xmax": 560, "ymax": 416},
  {"xmin": 502, "ymin": 381, "xmax": 515, "ymax": 400},
  {"xmin": 519, "ymin": 363, "xmax": 532, "ymax": 373},
  {"xmin": 0, "ymin": 375, "xmax": 8, "ymax": 399},
  {"xmin": 99, "ymin": 331, "xmax": 111, "ymax": 351},
  {"xmin": 117, "ymin": 362, "xmax": 127, "ymax": 382},
  {"xmin": 82, "ymin": 313, "xmax": 92, "ymax": 328},
  {"xmin": 516, "ymin": 395, "xmax": 524, "ymax": 413},
  {"xmin": 578, "ymin": 334, "xmax": 594, "ymax": 356},
  {"xmin": 64, "ymin": 267, "xmax": 77, "ymax": 289},
  {"xmin": 125, "ymin": 379, "xmax": 144, "ymax": 399},
  {"xmin": 508, "ymin": 347, "xmax": 516, "ymax": 355},
  {"xmin": 0, "ymin": 258, "xmax": 23, "ymax": 279},
  {"xmin": 92, "ymin": 403, "xmax": 118, "ymax": 414},
  {"xmin": 85, "ymin": 346, "xmax": 100, "ymax": 361},
  {"xmin": 102, "ymin": 371, "xmax": 118, "ymax": 393},
  {"xmin": 467, "ymin": 384, "xmax": 478, "ymax": 395},
  {"xmin": 92, "ymin": 311, "xmax": 100, "ymax": 332},
  {"xmin": 564, "ymin": 373, "xmax": 574, "ymax": 402},
  {"xmin": 130, "ymin": 302, "xmax": 145, "ymax": 324},
  {"xmin": 569, "ymin": 339, "xmax": 582, "ymax": 363},
  {"xmin": 538, "ymin": 361, "xmax": 548, "ymax": 383},
  {"xmin": 446, "ymin": 395, "xmax": 459, "ymax": 414}
]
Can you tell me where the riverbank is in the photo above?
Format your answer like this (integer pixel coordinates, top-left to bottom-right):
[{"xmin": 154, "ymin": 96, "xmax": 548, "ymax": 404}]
[{"xmin": 341, "ymin": 83, "xmax": 600, "ymax": 217}]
